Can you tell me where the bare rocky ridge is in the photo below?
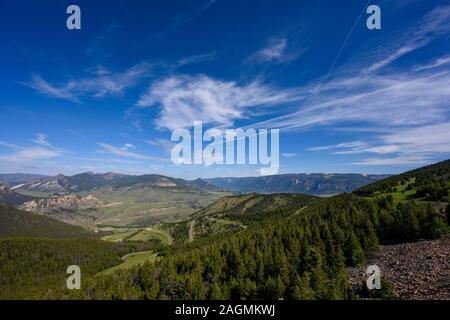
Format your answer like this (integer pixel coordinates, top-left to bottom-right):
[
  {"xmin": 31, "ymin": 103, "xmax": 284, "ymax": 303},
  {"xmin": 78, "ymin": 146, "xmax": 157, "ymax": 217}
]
[
  {"xmin": 21, "ymin": 194, "xmax": 103, "ymax": 213},
  {"xmin": 348, "ymin": 236, "xmax": 450, "ymax": 300}
]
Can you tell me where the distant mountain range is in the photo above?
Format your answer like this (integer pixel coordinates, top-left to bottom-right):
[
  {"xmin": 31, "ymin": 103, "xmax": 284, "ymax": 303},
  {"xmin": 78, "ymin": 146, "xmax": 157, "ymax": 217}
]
[
  {"xmin": 5, "ymin": 171, "xmax": 390, "ymax": 196},
  {"xmin": 12, "ymin": 172, "xmax": 220, "ymax": 194},
  {"xmin": 205, "ymin": 173, "xmax": 391, "ymax": 195},
  {"xmin": 0, "ymin": 173, "xmax": 49, "ymax": 187}
]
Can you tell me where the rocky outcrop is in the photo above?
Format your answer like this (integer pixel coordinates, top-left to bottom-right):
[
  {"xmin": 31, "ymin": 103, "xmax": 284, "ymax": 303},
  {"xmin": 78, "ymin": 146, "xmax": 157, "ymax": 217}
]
[
  {"xmin": 151, "ymin": 177, "xmax": 177, "ymax": 187},
  {"xmin": 348, "ymin": 236, "xmax": 450, "ymax": 300},
  {"xmin": 21, "ymin": 194, "xmax": 102, "ymax": 213}
]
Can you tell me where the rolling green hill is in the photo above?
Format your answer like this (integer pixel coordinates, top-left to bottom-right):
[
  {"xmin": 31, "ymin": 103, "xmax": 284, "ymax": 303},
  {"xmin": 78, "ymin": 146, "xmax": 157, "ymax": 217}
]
[
  {"xmin": 159, "ymin": 193, "xmax": 317, "ymax": 244},
  {"xmin": 353, "ymin": 159, "xmax": 450, "ymax": 202},
  {"xmin": 193, "ymin": 192, "xmax": 316, "ymax": 218}
]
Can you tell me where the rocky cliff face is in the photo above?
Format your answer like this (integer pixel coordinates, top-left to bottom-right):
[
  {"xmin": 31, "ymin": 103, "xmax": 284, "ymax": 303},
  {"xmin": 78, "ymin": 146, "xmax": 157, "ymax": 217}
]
[
  {"xmin": 152, "ymin": 177, "xmax": 177, "ymax": 187},
  {"xmin": 21, "ymin": 194, "xmax": 102, "ymax": 213}
]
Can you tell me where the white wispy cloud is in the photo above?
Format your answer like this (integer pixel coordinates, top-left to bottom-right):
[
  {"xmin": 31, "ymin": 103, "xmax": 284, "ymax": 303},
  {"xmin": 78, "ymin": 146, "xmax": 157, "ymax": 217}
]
[
  {"xmin": 6, "ymin": 147, "xmax": 61, "ymax": 161},
  {"xmin": 307, "ymin": 141, "xmax": 368, "ymax": 152},
  {"xmin": 251, "ymin": 69, "xmax": 450, "ymax": 130},
  {"xmin": 309, "ymin": 123, "xmax": 450, "ymax": 166},
  {"xmin": 25, "ymin": 75, "xmax": 79, "ymax": 102},
  {"xmin": 413, "ymin": 55, "xmax": 450, "ymax": 71},
  {"xmin": 24, "ymin": 63, "xmax": 151, "ymax": 102},
  {"xmin": 250, "ymin": 50, "xmax": 450, "ymax": 167},
  {"xmin": 0, "ymin": 135, "xmax": 64, "ymax": 162},
  {"xmin": 365, "ymin": 5, "xmax": 450, "ymax": 73},
  {"xmin": 86, "ymin": 64, "xmax": 113, "ymax": 76},
  {"xmin": 32, "ymin": 133, "xmax": 53, "ymax": 148},
  {"xmin": 0, "ymin": 141, "xmax": 20, "ymax": 149},
  {"xmin": 137, "ymin": 74, "xmax": 302, "ymax": 130},
  {"xmin": 246, "ymin": 36, "xmax": 305, "ymax": 66},
  {"xmin": 282, "ymin": 153, "xmax": 297, "ymax": 158},
  {"xmin": 249, "ymin": 38, "xmax": 288, "ymax": 63},
  {"xmin": 379, "ymin": 123, "xmax": 450, "ymax": 155},
  {"xmin": 97, "ymin": 142, "xmax": 167, "ymax": 162},
  {"xmin": 350, "ymin": 155, "xmax": 430, "ymax": 166},
  {"xmin": 175, "ymin": 52, "xmax": 216, "ymax": 67},
  {"xmin": 122, "ymin": 143, "xmax": 136, "ymax": 150},
  {"xmin": 309, "ymin": 141, "xmax": 401, "ymax": 156},
  {"xmin": 147, "ymin": 138, "xmax": 174, "ymax": 154}
]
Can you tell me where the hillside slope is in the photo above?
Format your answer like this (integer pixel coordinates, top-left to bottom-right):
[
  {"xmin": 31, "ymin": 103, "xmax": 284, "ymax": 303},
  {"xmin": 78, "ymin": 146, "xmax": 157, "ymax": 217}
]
[
  {"xmin": 0, "ymin": 184, "xmax": 35, "ymax": 205},
  {"xmin": 354, "ymin": 159, "xmax": 450, "ymax": 202},
  {"xmin": 0, "ymin": 205, "xmax": 91, "ymax": 238},
  {"xmin": 165, "ymin": 193, "xmax": 317, "ymax": 243},
  {"xmin": 193, "ymin": 192, "xmax": 315, "ymax": 219}
]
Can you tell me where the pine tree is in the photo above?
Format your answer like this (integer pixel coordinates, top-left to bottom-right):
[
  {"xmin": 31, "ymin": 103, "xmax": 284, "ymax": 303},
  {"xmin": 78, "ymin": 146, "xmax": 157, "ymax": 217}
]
[
  {"xmin": 348, "ymin": 232, "xmax": 365, "ymax": 266},
  {"xmin": 446, "ymin": 204, "xmax": 450, "ymax": 225}
]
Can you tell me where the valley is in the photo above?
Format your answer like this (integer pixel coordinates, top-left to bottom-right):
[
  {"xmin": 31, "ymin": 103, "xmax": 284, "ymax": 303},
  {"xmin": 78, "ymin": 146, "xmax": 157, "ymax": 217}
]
[
  {"xmin": 0, "ymin": 160, "xmax": 448, "ymax": 300},
  {"xmin": 1, "ymin": 170, "xmax": 387, "ymax": 237},
  {"xmin": 5, "ymin": 172, "xmax": 231, "ymax": 228}
]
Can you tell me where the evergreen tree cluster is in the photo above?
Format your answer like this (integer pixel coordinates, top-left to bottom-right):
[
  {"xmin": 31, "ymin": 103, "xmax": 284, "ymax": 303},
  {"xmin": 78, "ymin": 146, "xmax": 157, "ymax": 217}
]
[
  {"xmin": 0, "ymin": 238, "xmax": 154, "ymax": 299},
  {"xmin": 77, "ymin": 194, "xmax": 446, "ymax": 300},
  {"xmin": 354, "ymin": 159, "xmax": 450, "ymax": 200}
]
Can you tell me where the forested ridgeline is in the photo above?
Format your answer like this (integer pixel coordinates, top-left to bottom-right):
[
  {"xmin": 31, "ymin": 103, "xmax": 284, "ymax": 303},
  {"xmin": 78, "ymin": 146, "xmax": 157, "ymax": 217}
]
[
  {"xmin": 76, "ymin": 194, "xmax": 447, "ymax": 300},
  {"xmin": 188, "ymin": 193, "xmax": 317, "ymax": 240},
  {"xmin": 0, "ymin": 238, "xmax": 155, "ymax": 299},
  {"xmin": 354, "ymin": 159, "xmax": 450, "ymax": 201},
  {"xmin": 192, "ymin": 193, "xmax": 316, "ymax": 219}
]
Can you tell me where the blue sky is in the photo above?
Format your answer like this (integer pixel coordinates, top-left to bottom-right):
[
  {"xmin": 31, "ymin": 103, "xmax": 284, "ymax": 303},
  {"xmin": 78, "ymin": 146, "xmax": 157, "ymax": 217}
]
[{"xmin": 0, "ymin": 0, "xmax": 449, "ymax": 178}]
